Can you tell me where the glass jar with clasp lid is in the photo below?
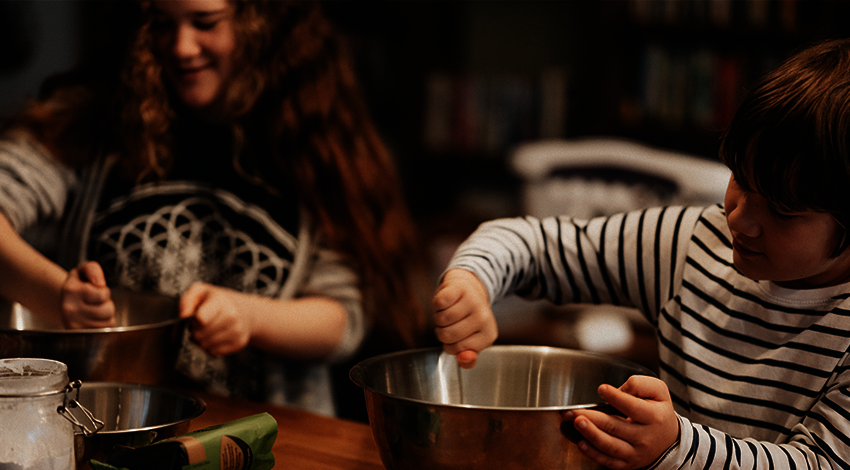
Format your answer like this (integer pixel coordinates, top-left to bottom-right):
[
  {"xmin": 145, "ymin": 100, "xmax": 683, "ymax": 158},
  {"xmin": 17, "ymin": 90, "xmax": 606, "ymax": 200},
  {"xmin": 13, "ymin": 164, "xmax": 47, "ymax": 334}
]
[{"xmin": 0, "ymin": 358, "xmax": 103, "ymax": 470}]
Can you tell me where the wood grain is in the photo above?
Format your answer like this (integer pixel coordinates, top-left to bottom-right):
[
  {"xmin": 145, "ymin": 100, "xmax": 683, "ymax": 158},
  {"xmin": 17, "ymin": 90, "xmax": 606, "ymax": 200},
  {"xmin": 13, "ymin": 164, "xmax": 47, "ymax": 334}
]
[{"xmin": 189, "ymin": 391, "xmax": 384, "ymax": 470}]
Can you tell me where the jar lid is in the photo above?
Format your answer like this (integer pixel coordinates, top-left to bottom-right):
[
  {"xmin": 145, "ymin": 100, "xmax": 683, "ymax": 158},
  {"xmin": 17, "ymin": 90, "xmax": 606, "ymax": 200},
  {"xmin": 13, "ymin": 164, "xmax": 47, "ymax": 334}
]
[{"xmin": 0, "ymin": 358, "xmax": 68, "ymax": 396}]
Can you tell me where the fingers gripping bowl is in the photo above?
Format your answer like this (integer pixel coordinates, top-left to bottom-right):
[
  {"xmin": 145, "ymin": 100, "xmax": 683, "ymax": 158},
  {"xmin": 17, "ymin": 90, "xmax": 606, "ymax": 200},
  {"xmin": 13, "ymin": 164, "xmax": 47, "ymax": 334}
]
[
  {"xmin": 350, "ymin": 345, "xmax": 654, "ymax": 470},
  {"xmin": 0, "ymin": 289, "xmax": 187, "ymax": 385}
]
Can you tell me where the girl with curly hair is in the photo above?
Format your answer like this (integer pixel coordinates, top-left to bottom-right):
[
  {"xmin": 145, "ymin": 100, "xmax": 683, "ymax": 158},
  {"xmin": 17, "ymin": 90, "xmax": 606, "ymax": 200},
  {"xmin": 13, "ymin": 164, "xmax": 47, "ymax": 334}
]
[{"xmin": 0, "ymin": 0, "xmax": 431, "ymax": 416}]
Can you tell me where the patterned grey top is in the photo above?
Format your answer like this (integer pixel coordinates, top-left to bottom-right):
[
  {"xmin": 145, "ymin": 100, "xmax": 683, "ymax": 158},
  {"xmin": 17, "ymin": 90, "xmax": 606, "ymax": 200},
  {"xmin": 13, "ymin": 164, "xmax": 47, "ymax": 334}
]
[{"xmin": 0, "ymin": 129, "xmax": 364, "ymax": 416}]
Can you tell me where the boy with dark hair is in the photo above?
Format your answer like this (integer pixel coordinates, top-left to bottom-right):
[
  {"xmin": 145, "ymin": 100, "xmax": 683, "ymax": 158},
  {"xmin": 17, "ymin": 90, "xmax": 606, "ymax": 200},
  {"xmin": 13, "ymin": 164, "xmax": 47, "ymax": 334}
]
[{"xmin": 433, "ymin": 38, "xmax": 850, "ymax": 469}]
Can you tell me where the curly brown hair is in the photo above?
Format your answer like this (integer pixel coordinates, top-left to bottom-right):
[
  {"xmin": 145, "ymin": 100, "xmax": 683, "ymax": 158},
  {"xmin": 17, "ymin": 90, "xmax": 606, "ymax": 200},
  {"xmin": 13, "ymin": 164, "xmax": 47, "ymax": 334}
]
[{"xmin": 12, "ymin": 0, "xmax": 433, "ymax": 351}]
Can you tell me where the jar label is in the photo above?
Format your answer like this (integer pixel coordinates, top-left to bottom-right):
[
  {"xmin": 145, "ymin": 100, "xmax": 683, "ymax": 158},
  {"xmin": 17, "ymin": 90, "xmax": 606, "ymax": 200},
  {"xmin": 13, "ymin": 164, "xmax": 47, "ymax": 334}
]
[{"xmin": 220, "ymin": 435, "xmax": 252, "ymax": 470}]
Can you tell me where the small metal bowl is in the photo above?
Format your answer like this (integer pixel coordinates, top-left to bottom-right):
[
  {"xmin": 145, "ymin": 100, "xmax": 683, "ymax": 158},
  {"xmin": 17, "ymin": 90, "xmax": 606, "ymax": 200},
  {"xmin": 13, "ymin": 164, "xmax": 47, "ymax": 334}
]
[
  {"xmin": 73, "ymin": 382, "xmax": 206, "ymax": 467},
  {"xmin": 350, "ymin": 345, "xmax": 654, "ymax": 470},
  {"xmin": 0, "ymin": 289, "xmax": 186, "ymax": 385}
]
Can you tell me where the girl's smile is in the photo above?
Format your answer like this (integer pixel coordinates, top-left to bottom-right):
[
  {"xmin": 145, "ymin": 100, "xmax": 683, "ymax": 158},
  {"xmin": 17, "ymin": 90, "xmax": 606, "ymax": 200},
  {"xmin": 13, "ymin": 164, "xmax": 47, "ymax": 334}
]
[{"xmin": 150, "ymin": 0, "xmax": 237, "ymax": 114}]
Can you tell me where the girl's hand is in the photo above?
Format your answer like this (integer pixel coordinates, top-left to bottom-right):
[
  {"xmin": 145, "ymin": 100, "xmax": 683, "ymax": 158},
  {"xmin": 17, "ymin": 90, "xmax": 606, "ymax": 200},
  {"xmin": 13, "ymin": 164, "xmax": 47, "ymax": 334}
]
[
  {"xmin": 60, "ymin": 261, "xmax": 115, "ymax": 329},
  {"xmin": 561, "ymin": 375, "xmax": 679, "ymax": 470},
  {"xmin": 432, "ymin": 268, "xmax": 498, "ymax": 368},
  {"xmin": 180, "ymin": 282, "xmax": 252, "ymax": 357}
]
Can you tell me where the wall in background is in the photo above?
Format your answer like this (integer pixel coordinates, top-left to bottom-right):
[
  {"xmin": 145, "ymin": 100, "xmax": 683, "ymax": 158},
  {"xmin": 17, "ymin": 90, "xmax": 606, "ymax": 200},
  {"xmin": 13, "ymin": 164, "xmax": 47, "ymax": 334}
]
[
  {"xmin": 4, "ymin": 1, "xmax": 850, "ymax": 229},
  {"xmin": 0, "ymin": 1, "xmax": 82, "ymax": 118},
  {"xmin": 326, "ymin": 0, "xmax": 850, "ymax": 229}
]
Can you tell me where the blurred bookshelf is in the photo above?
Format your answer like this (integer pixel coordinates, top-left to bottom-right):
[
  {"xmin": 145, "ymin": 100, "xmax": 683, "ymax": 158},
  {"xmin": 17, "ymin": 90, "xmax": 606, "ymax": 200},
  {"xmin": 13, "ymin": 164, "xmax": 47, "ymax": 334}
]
[
  {"xmin": 324, "ymin": 0, "xmax": 850, "ymax": 239},
  {"xmin": 421, "ymin": 69, "xmax": 568, "ymax": 156},
  {"xmin": 605, "ymin": 0, "xmax": 850, "ymax": 155}
]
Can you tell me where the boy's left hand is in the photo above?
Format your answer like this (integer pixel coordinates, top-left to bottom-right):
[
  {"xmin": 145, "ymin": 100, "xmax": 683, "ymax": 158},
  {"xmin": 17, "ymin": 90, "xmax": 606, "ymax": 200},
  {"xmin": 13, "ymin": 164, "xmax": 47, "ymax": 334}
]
[
  {"xmin": 432, "ymin": 268, "xmax": 498, "ymax": 368},
  {"xmin": 561, "ymin": 375, "xmax": 679, "ymax": 470}
]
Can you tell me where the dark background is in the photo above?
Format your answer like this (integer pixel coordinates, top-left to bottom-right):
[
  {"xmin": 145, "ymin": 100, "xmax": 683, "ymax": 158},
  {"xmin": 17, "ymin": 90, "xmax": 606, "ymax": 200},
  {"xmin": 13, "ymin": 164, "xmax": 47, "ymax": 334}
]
[
  {"xmin": 3, "ymin": 0, "xmax": 849, "ymax": 236},
  {"xmin": 322, "ymin": 0, "xmax": 850, "ymax": 224}
]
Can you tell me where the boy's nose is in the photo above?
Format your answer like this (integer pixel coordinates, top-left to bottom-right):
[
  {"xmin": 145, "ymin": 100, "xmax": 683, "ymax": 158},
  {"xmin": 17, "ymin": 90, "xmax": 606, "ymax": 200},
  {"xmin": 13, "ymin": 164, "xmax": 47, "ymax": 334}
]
[{"xmin": 727, "ymin": 197, "xmax": 762, "ymax": 238}]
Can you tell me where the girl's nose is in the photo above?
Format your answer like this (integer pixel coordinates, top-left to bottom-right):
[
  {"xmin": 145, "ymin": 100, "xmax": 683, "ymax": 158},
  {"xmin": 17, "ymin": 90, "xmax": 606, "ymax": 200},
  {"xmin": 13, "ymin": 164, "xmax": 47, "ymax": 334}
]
[{"xmin": 172, "ymin": 25, "xmax": 200, "ymax": 59}]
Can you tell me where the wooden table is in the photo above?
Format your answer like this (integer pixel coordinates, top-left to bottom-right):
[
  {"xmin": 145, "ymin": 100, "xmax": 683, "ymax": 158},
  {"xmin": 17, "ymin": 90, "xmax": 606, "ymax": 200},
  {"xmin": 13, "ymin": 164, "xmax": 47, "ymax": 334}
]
[{"xmin": 189, "ymin": 391, "xmax": 385, "ymax": 470}]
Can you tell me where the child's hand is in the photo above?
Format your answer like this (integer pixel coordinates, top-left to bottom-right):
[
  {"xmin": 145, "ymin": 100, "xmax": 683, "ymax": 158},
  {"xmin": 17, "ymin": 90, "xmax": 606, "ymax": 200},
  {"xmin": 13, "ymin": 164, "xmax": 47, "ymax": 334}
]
[
  {"xmin": 60, "ymin": 261, "xmax": 116, "ymax": 329},
  {"xmin": 561, "ymin": 375, "xmax": 679, "ymax": 470},
  {"xmin": 180, "ymin": 282, "xmax": 252, "ymax": 357},
  {"xmin": 432, "ymin": 268, "xmax": 498, "ymax": 368}
]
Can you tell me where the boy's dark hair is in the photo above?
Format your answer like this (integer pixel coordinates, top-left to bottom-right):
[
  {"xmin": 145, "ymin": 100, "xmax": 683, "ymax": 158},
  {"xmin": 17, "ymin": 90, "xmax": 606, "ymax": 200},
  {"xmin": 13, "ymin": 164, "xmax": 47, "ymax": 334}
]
[{"xmin": 720, "ymin": 38, "xmax": 850, "ymax": 256}]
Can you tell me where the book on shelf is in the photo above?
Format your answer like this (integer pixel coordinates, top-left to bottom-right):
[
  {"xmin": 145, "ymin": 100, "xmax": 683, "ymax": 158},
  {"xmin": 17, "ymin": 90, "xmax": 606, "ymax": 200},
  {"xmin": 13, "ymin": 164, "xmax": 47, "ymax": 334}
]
[
  {"xmin": 628, "ymin": 0, "xmax": 798, "ymax": 31},
  {"xmin": 634, "ymin": 44, "xmax": 783, "ymax": 131},
  {"xmin": 422, "ymin": 69, "xmax": 568, "ymax": 156}
]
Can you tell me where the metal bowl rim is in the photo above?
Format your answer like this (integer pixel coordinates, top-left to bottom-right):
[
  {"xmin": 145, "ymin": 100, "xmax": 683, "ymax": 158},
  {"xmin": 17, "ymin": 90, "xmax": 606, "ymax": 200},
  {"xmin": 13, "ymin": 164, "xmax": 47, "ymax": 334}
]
[
  {"xmin": 0, "ymin": 288, "xmax": 184, "ymax": 334},
  {"xmin": 78, "ymin": 381, "xmax": 206, "ymax": 435},
  {"xmin": 0, "ymin": 316, "xmax": 188, "ymax": 334},
  {"xmin": 349, "ymin": 345, "xmax": 655, "ymax": 411}
]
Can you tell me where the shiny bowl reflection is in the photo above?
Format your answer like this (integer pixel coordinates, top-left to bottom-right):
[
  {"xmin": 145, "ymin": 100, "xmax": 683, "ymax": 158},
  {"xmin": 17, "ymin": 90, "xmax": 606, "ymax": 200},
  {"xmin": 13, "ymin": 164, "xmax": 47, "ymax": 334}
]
[
  {"xmin": 73, "ymin": 382, "xmax": 206, "ymax": 467},
  {"xmin": 350, "ymin": 345, "xmax": 654, "ymax": 470},
  {"xmin": 0, "ymin": 289, "xmax": 186, "ymax": 385}
]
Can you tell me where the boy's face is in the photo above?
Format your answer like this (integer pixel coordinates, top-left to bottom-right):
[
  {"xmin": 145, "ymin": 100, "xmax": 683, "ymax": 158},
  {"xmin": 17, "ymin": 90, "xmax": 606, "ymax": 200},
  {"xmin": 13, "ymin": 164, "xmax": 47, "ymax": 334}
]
[{"xmin": 724, "ymin": 175, "xmax": 850, "ymax": 289}]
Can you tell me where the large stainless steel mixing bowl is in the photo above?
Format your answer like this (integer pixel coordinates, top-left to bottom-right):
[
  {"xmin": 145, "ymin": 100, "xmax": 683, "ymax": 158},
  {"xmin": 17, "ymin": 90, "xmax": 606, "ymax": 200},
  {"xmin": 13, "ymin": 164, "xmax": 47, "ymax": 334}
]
[
  {"xmin": 350, "ymin": 345, "xmax": 655, "ymax": 470},
  {"xmin": 72, "ymin": 381, "xmax": 206, "ymax": 468},
  {"xmin": 0, "ymin": 289, "xmax": 186, "ymax": 385}
]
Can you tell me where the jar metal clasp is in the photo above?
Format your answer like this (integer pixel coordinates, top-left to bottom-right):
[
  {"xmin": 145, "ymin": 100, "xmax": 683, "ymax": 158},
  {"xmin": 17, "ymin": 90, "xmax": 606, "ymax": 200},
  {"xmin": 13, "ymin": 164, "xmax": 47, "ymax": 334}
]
[{"xmin": 57, "ymin": 380, "xmax": 104, "ymax": 436}]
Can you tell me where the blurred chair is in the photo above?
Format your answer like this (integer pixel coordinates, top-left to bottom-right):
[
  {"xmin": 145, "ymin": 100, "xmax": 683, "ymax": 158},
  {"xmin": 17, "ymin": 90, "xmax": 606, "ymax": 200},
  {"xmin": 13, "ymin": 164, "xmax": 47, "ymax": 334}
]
[
  {"xmin": 512, "ymin": 137, "xmax": 730, "ymax": 219},
  {"xmin": 494, "ymin": 137, "xmax": 730, "ymax": 368}
]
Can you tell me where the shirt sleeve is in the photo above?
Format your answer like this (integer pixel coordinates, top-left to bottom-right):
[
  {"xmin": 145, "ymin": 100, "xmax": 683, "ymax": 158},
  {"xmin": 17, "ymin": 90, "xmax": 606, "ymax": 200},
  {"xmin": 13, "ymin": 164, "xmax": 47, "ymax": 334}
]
[
  {"xmin": 298, "ymin": 235, "xmax": 365, "ymax": 363},
  {"xmin": 0, "ymin": 129, "xmax": 77, "ymax": 232},
  {"xmin": 446, "ymin": 205, "xmax": 705, "ymax": 320}
]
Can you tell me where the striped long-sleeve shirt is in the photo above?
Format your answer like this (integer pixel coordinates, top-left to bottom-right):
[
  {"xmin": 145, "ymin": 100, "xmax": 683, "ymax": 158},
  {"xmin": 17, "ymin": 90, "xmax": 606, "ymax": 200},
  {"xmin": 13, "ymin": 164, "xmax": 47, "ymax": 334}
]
[{"xmin": 447, "ymin": 204, "xmax": 850, "ymax": 469}]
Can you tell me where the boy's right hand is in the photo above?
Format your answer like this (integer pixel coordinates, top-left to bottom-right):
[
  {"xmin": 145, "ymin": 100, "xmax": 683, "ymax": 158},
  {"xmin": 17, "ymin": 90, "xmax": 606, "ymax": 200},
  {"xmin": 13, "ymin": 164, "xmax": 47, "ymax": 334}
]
[
  {"xmin": 60, "ymin": 261, "xmax": 116, "ymax": 329},
  {"xmin": 561, "ymin": 375, "xmax": 679, "ymax": 469},
  {"xmin": 432, "ymin": 268, "xmax": 498, "ymax": 368}
]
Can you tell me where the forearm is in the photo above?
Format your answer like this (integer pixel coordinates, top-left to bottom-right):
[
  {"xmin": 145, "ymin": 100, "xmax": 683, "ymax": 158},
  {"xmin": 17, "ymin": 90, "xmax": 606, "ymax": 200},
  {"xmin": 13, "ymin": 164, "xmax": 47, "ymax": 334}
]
[
  {"xmin": 446, "ymin": 216, "xmax": 542, "ymax": 304},
  {"xmin": 0, "ymin": 213, "xmax": 66, "ymax": 320},
  {"xmin": 244, "ymin": 294, "xmax": 349, "ymax": 360},
  {"xmin": 448, "ymin": 207, "xmax": 703, "ymax": 312},
  {"xmin": 654, "ymin": 415, "xmax": 830, "ymax": 470}
]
